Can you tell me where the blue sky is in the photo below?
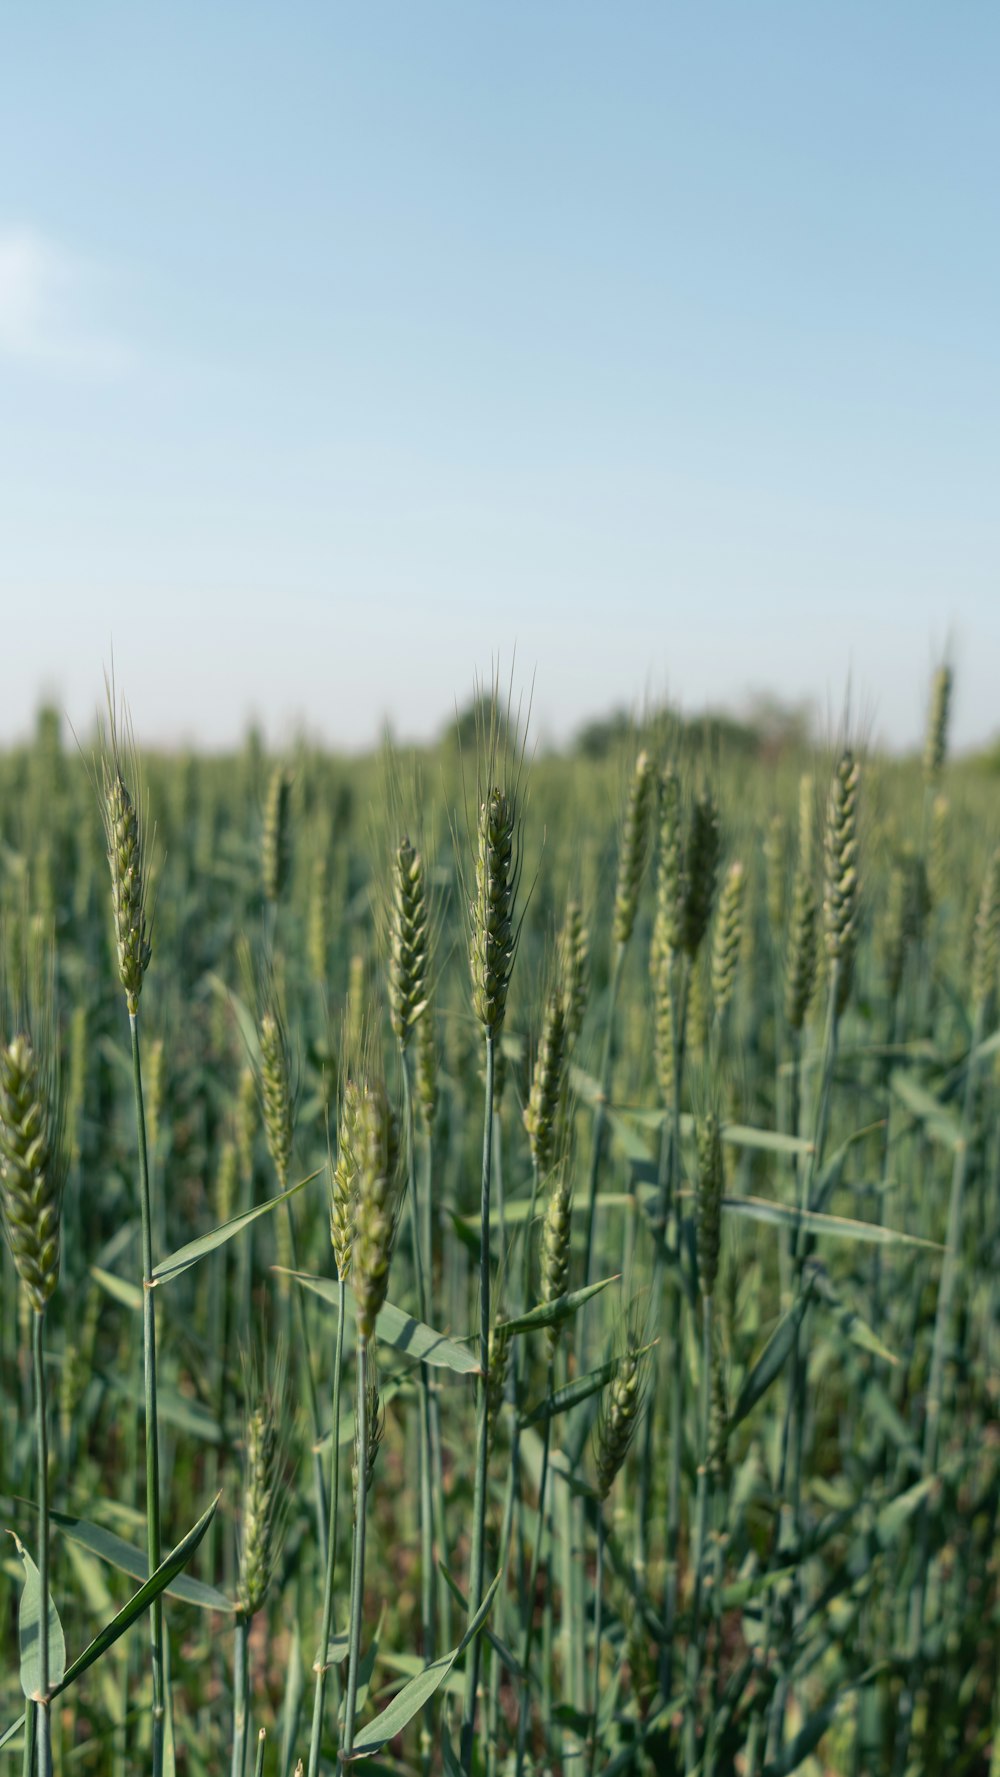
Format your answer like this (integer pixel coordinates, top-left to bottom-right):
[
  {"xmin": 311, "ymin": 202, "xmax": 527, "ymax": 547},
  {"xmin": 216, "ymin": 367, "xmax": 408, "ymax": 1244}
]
[{"xmin": 1, "ymin": 4, "xmax": 998, "ymax": 753}]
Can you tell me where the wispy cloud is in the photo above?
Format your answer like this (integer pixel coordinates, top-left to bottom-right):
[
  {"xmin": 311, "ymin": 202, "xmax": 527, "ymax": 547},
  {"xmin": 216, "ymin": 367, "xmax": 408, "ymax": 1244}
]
[{"xmin": 0, "ymin": 226, "xmax": 133, "ymax": 376}]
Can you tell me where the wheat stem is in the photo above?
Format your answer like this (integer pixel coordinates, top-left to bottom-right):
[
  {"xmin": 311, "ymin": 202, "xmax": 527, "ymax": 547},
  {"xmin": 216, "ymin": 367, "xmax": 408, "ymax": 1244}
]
[
  {"xmin": 895, "ymin": 999, "xmax": 987, "ymax": 1771},
  {"xmin": 33, "ymin": 1308, "xmax": 51, "ymax": 1777},
  {"xmin": 22, "ymin": 1691, "xmax": 36, "ymax": 1777},
  {"xmin": 461, "ymin": 1033, "xmax": 495, "ymax": 1773},
  {"xmin": 400, "ymin": 1051, "xmax": 436, "ymax": 1769},
  {"xmin": 684, "ymin": 1294, "xmax": 714, "ymax": 1772},
  {"xmin": 586, "ymin": 1514, "xmax": 606, "ymax": 1777},
  {"xmin": 231, "ymin": 1614, "xmax": 249, "ymax": 1777},
  {"xmin": 757, "ymin": 960, "xmax": 841, "ymax": 1770},
  {"xmin": 130, "ymin": 1012, "xmax": 166, "ymax": 1776},
  {"xmin": 307, "ymin": 1275, "xmax": 346, "ymax": 1777},
  {"xmin": 515, "ymin": 1355, "xmax": 554, "ymax": 1777},
  {"xmin": 658, "ymin": 948, "xmax": 690, "ymax": 1700},
  {"xmin": 341, "ymin": 1333, "xmax": 370, "ymax": 1765},
  {"xmin": 581, "ymin": 939, "xmax": 626, "ymax": 1296}
]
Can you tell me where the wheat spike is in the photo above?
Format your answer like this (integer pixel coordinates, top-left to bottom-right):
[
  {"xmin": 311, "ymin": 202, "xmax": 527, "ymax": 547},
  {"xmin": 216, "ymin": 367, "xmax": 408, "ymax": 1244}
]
[
  {"xmin": 651, "ymin": 917, "xmax": 675, "ymax": 1107},
  {"xmin": 763, "ymin": 812, "xmax": 787, "ymax": 941},
  {"xmin": 595, "ymin": 1338, "xmax": 646, "ymax": 1501},
  {"xmin": 103, "ymin": 759, "xmax": 152, "ymax": 1016},
  {"xmin": 307, "ymin": 853, "xmax": 329, "ymax": 983},
  {"xmin": 470, "ymin": 785, "xmax": 518, "ymax": 1038},
  {"xmin": 971, "ymin": 847, "xmax": 1000, "ymax": 1015},
  {"xmin": 486, "ymin": 1316, "xmax": 511, "ymax": 1455},
  {"xmin": 924, "ymin": 664, "xmax": 952, "ymax": 785},
  {"xmin": 262, "ymin": 765, "xmax": 292, "ymax": 904},
  {"xmin": 523, "ymin": 986, "xmax": 568, "ymax": 1178},
  {"xmin": 331, "ymin": 1080, "xmax": 361, "ymax": 1283},
  {"xmin": 823, "ymin": 749, "xmax": 861, "ymax": 1015},
  {"xmin": 711, "ymin": 861, "xmax": 746, "ymax": 1019},
  {"xmin": 237, "ymin": 1064, "xmax": 257, "ymax": 1185},
  {"xmin": 540, "ymin": 1159, "xmax": 573, "ymax": 1355},
  {"xmin": 0, "ymin": 1031, "xmax": 65, "ymax": 1312},
  {"xmin": 415, "ymin": 1001, "xmax": 438, "ymax": 1129},
  {"xmin": 656, "ymin": 765, "xmax": 685, "ymax": 957},
  {"xmin": 681, "ymin": 784, "xmax": 721, "ymax": 959},
  {"xmin": 352, "ymin": 1342, "xmax": 385, "ymax": 1511},
  {"xmin": 696, "ymin": 1111, "xmax": 724, "ymax": 1301},
  {"xmin": 351, "ymin": 1078, "xmax": 401, "ymax": 1340},
  {"xmin": 558, "ymin": 897, "xmax": 590, "ymax": 1046},
  {"xmin": 237, "ymin": 1383, "xmax": 283, "ymax": 1618},
  {"xmin": 388, "ymin": 836, "xmax": 430, "ymax": 1048},
  {"xmin": 613, "ymin": 750, "xmax": 655, "ymax": 946},
  {"xmin": 259, "ymin": 1006, "xmax": 294, "ymax": 1193}
]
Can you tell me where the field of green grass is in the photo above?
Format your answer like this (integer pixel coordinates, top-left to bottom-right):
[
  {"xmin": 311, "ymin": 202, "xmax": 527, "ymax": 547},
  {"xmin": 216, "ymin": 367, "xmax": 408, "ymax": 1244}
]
[{"xmin": 2, "ymin": 669, "xmax": 999, "ymax": 1776}]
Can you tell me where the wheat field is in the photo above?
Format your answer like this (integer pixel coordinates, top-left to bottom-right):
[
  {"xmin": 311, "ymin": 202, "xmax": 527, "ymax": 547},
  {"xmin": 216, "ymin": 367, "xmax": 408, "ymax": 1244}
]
[{"xmin": 1, "ymin": 667, "xmax": 999, "ymax": 1777}]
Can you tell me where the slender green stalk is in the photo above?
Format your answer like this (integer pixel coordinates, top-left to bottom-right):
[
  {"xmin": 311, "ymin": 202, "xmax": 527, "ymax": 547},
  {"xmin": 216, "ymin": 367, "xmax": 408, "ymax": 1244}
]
[
  {"xmin": 488, "ymin": 1285, "xmax": 528, "ymax": 1768},
  {"xmin": 422, "ymin": 1077, "xmax": 449, "ymax": 1646},
  {"xmin": 231, "ymin": 1615, "xmax": 249, "ymax": 1777},
  {"xmin": 519, "ymin": 1154, "xmax": 541, "ymax": 1322},
  {"xmin": 285, "ymin": 1209, "xmax": 329, "ymax": 1567},
  {"xmin": 895, "ymin": 1001, "xmax": 986, "ymax": 1771},
  {"xmin": 586, "ymin": 1515, "xmax": 606, "ymax": 1777},
  {"xmin": 230, "ymin": 1622, "xmax": 247, "ymax": 1777},
  {"xmin": 461, "ymin": 1034, "xmax": 495, "ymax": 1773},
  {"xmin": 633, "ymin": 1158, "xmax": 665, "ymax": 1592},
  {"xmin": 704, "ymin": 1480, "xmax": 728, "ymax": 1777},
  {"xmin": 487, "ymin": 1420, "xmax": 523, "ymax": 1777},
  {"xmin": 637, "ymin": 948, "xmax": 688, "ymax": 1595},
  {"xmin": 130, "ymin": 1011, "xmax": 165, "ymax": 1777},
  {"xmin": 341, "ymin": 1334, "xmax": 370, "ymax": 1764},
  {"xmin": 515, "ymin": 1359, "xmax": 554, "ymax": 1777},
  {"xmin": 684, "ymin": 1295, "xmax": 713, "ymax": 1772},
  {"xmin": 921, "ymin": 1002, "xmax": 986, "ymax": 1465},
  {"xmin": 203, "ymin": 1182, "xmax": 231, "ymax": 1585},
  {"xmin": 569, "ymin": 1490, "xmax": 587, "ymax": 1738},
  {"xmin": 787, "ymin": 979, "xmax": 841, "ymax": 1536},
  {"xmin": 307, "ymin": 1277, "xmax": 346, "ymax": 1777},
  {"xmin": 22, "ymin": 1695, "xmax": 36, "ymax": 1777},
  {"xmin": 541, "ymin": 1578, "xmax": 553, "ymax": 1755},
  {"xmin": 33, "ymin": 1309, "xmax": 51, "ymax": 1777},
  {"xmin": 781, "ymin": 1029, "xmax": 802, "ymax": 1305},
  {"xmin": 254, "ymin": 1728, "xmax": 266, "ymax": 1777},
  {"xmin": 557, "ymin": 1464, "xmax": 577, "ymax": 1770},
  {"xmin": 116, "ymin": 1333, "xmax": 140, "ymax": 1777},
  {"xmin": 757, "ymin": 962, "xmax": 841, "ymax": 1770},
  {"xmin": 659, "ymin": 951, "xmax": 690, "ymax": 1699},
  {"xmin": 581, "ymin": 940, "xmax": 626, "ymax": 1293},
  {"xmin": 401, "ymin": 1050, "xmax": 436, "ymax": 1761}
]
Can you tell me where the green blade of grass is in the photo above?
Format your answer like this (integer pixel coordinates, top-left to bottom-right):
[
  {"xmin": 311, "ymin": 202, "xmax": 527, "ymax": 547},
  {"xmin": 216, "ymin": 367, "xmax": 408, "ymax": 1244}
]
[
  {"xmin": 349, "ymin": 1570, "xmax": 502, "ymax": 1759},
  {"xmin": 151, "ymin": 1169, "xmax": 320, "ymax": 1286},
  {"xmin": 876, "ymin": 1477, "xmax": 936, "ymax": 1549},
  {"xmin": 807, "ymin": 1265, "xmax": 899, "ymax": 1365},
  {"xmin": 501, "ymin": 1275, "xmax": 619, "ymax": 1337},
  {"xmin": 277, "ymin": 1268, "xmax": 480, "ymax": 1375},
  {"xmin": 48, "ymin": 1507, "xmax": 233, "ymax": 1612},
  {"xmin": 728, "ymin": 1294, "xmax": 811, "ymax": 1437},
  {"xmin": 721, "ymin": 1193, "xmax": 942, "ymax": 1250},
  {"xmin": 519, "ymin": 1344, "xmax": 655, "ymax": 1427},
  {"xmin": 520, "ymin": 1357, "xmax": 618, "ymax": 1427},
  {"xmin": 99, "ymin": 1372, "xmax": 227, "ymax": 1445},
  {"xmin": 890, "ymin": 1069, "xmax": 962, "ymax": 1153},
  {"xmin": 11, "ymin": 1534, "xmax": 66, "ymax": 1700},
  {"xmin": 90, "ymin": 1266, "xmax": 143, "ymax": 1312},
  {"xmin": 0, "ymin": 1494, "xmax": 220, "ymax": 1749}
]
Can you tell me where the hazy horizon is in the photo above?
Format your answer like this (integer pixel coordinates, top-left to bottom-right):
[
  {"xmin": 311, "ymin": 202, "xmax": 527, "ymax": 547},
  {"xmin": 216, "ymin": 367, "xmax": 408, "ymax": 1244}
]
[{"xmin": 7, "ymin": 670, "xmax": 991, "ymax": 765}]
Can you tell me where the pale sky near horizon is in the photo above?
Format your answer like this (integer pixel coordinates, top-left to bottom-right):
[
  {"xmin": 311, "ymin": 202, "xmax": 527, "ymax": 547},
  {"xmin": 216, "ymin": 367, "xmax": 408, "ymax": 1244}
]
[{"xmin": 1, "ymin": 5, "xmax": 998, "ymax": 756}]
